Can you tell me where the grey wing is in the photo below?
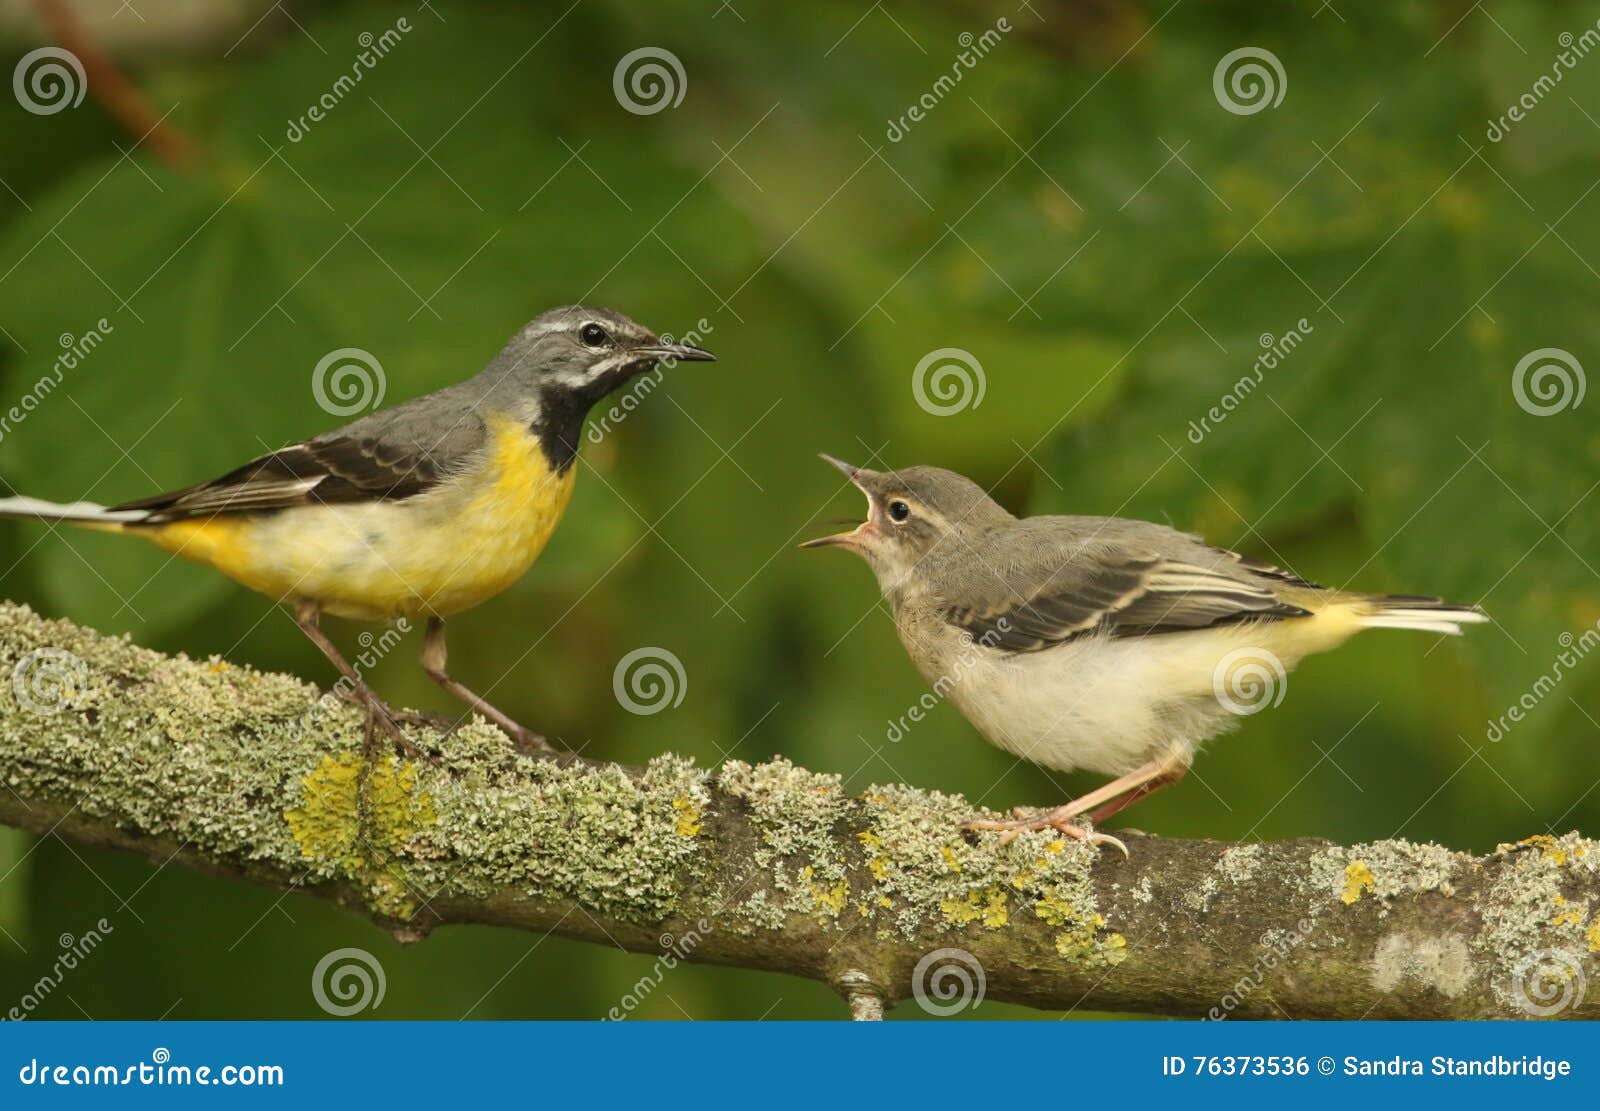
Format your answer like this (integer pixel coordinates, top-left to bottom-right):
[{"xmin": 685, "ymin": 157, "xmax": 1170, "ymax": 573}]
[
  {"xmin": 943, "ymin": 517, "xmax": 1315, "ymax": 653},
  {"xmin": 111, "ymin": 393, "xmax": 488, "ymax": 523}
]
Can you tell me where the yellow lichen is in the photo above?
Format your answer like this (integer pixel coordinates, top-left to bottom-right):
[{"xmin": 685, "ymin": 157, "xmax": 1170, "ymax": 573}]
[
  {"xmin": 671, "ymin": 796, "xmax": 703, "ymax": 838},
  {"xmin": 1515, "ymin": 834, "xmax": 1568, "ymax": 865},
  {"xmin": 1102, "ymin": 932, "xmax": 1128, "ymax": 964},
  {"xmin": 1034, "ymin": 893, "xmax": 1077, "ymax": 926},
  {"xmin": 857, "ymin": 830, "xmax": 882, "ymax": 851},
  {"xmin": 941, "ymin": 885, "xmax": 1009, "ymax": 929},
  {"xmin": 284, "ymin": 753, "xmax": 436, "ymax": 918},
  {"xmin": 1587, "ymin": 920, "xmax": 1600, "ymax": 954},
  {"xmin": 799, "ymin": 865, "xmax": 849, "ymax": 917},
  {"xmin": 941, "ymin": 846, "xmax": 961, "ymax": 873},
  {"xmin": 1053, "ymin": 922, "xmax": 1118, "ymax": 964},
  {"xmin": 1342, "ymin": 860, "xmax": 1376, "ymax": 904}
]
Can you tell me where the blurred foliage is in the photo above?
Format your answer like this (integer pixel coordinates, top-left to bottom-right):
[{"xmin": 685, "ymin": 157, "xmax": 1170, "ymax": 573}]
[{"xmin": 0, "ymin": 0, "xmax": 1597, "ymax": 1020}]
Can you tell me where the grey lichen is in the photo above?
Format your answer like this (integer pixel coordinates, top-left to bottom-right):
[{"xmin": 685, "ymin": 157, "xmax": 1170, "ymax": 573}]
[
  {"xmin": 0, "ymin": 601, "xmax": 350, "ymax": 866},
  {"xmin": 3, "ymin": 600, "xmax": 1597, "ymax": 1018},
  {"xmin": 711, "ymin": 758, "xmax": 1127, "ymax": 968},
  {"xmin": 1310, "ymin": 838, "xmax": 1464, "ymax": 914},
  {"xmin": 1477, "ymin": 833, "xmax": 1600, "ymax": 1013},
  {"xmin": 1370, "ymin": 931, "xmax": 1472, "ymax": 997},
  {"xmin": 0, "ymin": 601, "xmax": 716, "ymax": 925},
  {"xmin": 715, "ymin": 756, "xmax": 854, "ymax": 927},
  {"xmin": 854, "ymin": 781, "xmax": 1126, "ymax": 968},
  {"xmin": 417, "ymin": 750, "xmax": 714, "ymax": 923}
]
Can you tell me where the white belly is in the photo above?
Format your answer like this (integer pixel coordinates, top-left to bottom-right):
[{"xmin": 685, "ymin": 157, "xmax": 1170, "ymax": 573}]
[{"xmin": 924, "ymin": 623, "xmax": 1309, "ymax": 777}]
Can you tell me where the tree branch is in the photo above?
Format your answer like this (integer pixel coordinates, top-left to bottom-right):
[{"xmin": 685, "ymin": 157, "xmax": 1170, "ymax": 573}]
[{"xmin": 0, "ymin": 602, "xmax": 1594, "ymax": 1019}]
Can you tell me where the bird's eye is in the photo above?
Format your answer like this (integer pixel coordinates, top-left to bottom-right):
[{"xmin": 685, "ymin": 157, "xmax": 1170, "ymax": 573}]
[
  {"xmin": 578, "ymin": 322, "xmax": 609, "ymax": 348},
  {"xmin": 888, "ymin": 500, "xmax": 911, "ymax": 523}
]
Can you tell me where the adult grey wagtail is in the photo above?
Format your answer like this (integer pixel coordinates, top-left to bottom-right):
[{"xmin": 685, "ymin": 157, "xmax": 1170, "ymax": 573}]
[
  {"xmin": 802, "ymin": 455, "xmax": 1487, "ymax": 853},
  {"xmin": 0, "ymin": 306, "xmax": 714, "ymax": 754}
]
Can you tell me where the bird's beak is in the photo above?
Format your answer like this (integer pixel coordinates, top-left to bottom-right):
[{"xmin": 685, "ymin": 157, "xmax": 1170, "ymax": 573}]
[
  {"xmin": 636, "ymin": 343, "xmax": 717, "ymax": 364},
  {"xmin": 799, "ymin": 529, "xmax": 860, "ymax": 550},
  {"xmin": 818, "ymin": 453, "xmax": 865, "ymax": 486},
  {"xmin": 800, "ymin": 453, "xmax": 871, "ymax": 550}
]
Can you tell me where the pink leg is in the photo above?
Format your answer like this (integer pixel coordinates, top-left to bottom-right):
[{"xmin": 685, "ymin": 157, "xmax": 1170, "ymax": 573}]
[
  {"xmin": 966, "ymin": 750, "xmax": 1191, "ymax": 855},
  {"xmin": 293, "ymin": 600, "xmax": 422, "ymax": 760},
  {"xmin": 420, "ymin": 618, "xmax": 552, "ymax": 753},
  {"xmin": 1084, "ymin": 766, "xmax": 1187, "ymax": 825}
]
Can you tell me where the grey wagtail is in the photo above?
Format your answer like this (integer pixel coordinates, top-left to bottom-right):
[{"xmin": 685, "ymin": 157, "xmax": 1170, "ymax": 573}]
[
  {"xmin": 0, "ymin": 305, "xmax": 713, "ymax": 753},
  {"xmin": 802, "ymin": 455, "xmax": 1487, "ymax": 853}
]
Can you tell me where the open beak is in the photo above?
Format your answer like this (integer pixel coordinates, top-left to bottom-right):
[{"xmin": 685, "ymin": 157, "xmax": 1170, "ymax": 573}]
[
  {"xmin": 636, "ymin": 342, "xmax": 716, "ymax": 363},
  {"xmin": 800, "ymin": 453, "xmax": 870, "ymax": 550}
]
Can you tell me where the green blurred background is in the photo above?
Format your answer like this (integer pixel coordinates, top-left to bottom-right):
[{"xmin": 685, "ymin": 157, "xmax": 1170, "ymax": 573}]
[{"xmin": 0, "ymin": 0, "xmax": 1597, "ymax": 1019}]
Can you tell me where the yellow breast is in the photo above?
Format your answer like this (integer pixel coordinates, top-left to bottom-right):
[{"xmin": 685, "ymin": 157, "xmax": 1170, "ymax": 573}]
[{"xmin": 141, "ymin": 415, "xmax": 576, "ymax": 621}]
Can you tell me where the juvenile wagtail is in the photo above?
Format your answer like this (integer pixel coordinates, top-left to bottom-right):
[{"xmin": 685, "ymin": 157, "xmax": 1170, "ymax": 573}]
[
  {"xmin": 803, "ymin": 456, "xmax": 1487, "ymax": 853},
  {"xmin": 0, "ymin": 306, "xmax": 713, "ymax": 753}
]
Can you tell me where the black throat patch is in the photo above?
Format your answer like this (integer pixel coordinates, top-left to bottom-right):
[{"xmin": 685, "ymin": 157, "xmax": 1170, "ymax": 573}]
[{"xmin": 533, "ymin": 388, "xmax": 591, "ymax": 474}]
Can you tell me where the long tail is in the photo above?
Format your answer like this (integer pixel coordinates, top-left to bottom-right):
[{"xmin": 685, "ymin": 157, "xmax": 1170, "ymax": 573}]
[
  {"xmin": 1353, "ymin": 593, "xmax": 1489, "ymax": 636},
  {"xmin": 0, "ymin": 495, "xmax": 147, "ymax": 530}
]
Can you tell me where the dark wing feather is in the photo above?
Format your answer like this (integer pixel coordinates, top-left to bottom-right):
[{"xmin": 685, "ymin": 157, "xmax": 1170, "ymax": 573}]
[
  {"xmin": 111, "ymin": 431, "xmax": 462, "ymax": 522},
  {"xmin": 946, "ymin": 553, "xmax": 1311, "ymax": 653}
]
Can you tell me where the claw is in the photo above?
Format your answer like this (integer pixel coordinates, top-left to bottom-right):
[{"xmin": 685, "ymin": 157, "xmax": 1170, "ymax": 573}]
[
  {"xmin": 965, "ymin": 810, "xmax": 1129, "ymax": 859},
  {"xmin": 353, "ymin": 692, "xmax": 429, "ymax": 762},
  {"xmin": 501, "ymin": 722, "xmax": 553, "ymax": 753},
  {"xmin": 334, "ymin": 684, "xmax": 441, "ymax": 760}
]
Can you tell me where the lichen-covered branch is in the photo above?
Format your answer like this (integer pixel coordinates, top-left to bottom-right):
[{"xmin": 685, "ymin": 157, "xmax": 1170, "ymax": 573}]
[{"xmin": 0, "ymin": 602, "xmax": 1595, "ymax": 1019}]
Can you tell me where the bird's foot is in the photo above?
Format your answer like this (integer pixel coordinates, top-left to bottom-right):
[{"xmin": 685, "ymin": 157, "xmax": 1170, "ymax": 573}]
[
  {"xmin": 965, "ymin": 809, "xmax": 1128, "ymax": 858},
  {"xmin": 365, "ymin": 703, "xmax": 431, "ymax": 763},
  {"xmin": 497, "ymin": 721, "xmax": 554, "ymax": 754},
  {"xmin": 336, "ymin": 685, "xmax": 430, "ymax": 762},
  {"xmin": 334, "ymin": 685, "xmax": 454, "ymax": 735}
]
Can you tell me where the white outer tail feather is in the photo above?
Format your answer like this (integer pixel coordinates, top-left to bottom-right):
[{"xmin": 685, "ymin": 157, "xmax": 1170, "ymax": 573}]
[
  {"xmin": 0, "ymin": 495, "xmax": 146, "ymax": 524},
  {"xmin": 1357, "ymin": 605, "xmax": 1489, "ymax": 637}
]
